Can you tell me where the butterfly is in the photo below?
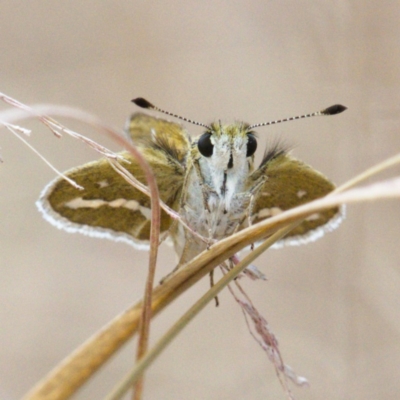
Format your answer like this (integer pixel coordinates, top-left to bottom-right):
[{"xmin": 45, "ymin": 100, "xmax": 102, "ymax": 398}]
[{"xmin": 37, "ymin": 99, "xmax": 346, "ymax": 266}]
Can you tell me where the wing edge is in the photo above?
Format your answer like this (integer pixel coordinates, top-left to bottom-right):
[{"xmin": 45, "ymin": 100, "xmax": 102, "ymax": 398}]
[
  {"xmin": 36, "ymin": 177, "xmax": 153, "ymax": 250},
  {"xmin": 271, "ymin": 205, "xmax": 346, "ymax": 249}
]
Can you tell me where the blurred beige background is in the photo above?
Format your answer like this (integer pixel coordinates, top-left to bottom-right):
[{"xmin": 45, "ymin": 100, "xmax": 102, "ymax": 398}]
[{"xmin": 1, "ymin": 2, "xmax": 400, "ymax": 399}]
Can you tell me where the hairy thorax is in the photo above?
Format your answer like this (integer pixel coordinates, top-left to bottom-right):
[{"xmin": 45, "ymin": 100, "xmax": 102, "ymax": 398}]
[{"xmin": 173, "ymin": 145, "xmax": 254, "ymax": 265}]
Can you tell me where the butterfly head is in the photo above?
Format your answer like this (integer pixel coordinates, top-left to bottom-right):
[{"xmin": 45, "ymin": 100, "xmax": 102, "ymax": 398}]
[
  {"xmin": 197, "ymin": 122, "xmax": 257, "ymax": 169},
  {"xmin": 194, "ymin": 122, "xmax": 257, "ymax": 202}
]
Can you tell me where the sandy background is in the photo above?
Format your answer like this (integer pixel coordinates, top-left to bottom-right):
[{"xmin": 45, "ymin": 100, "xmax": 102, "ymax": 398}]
[{"xmin": 1, "ymin": 2, "xmax": 400, "ymax": 399}]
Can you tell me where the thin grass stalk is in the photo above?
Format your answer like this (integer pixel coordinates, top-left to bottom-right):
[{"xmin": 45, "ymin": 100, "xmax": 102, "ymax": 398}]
[
  {"xmin": 105, "ymin": 222, "xmax": 298, "ymax": 400},
  {"xmin": 132, "ymin": 160, "xmax": 160, "ymax": 400},
  {"xmin": 3, "ymin": 96, "xmax": 399, "ymax": 399},
  {"xmin": 21, "ymin": 172, "xmax": 400, "ymax": 400}
]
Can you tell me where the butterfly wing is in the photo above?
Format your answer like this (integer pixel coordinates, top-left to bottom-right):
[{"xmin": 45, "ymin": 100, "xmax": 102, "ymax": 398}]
[
  {"xmin": 126, "ymin": 112, "xmax": 191, "ymax": 164},
  {"xmin": 37, "ymin": 114, "xmax": 190, "ymax": 249},
  {"xmin": 251, "ymin": 152, "xmax": 343, "ymax": 247}
]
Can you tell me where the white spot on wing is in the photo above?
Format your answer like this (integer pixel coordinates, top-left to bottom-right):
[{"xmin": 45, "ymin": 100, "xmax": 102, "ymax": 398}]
[
  {"xmin": 109, "ymin": 198, "xmax": 127, "ymax": 208},
  {"xmin": 257, "ymin": 207, "xmax": 283, "ymax": 219},
  {"xmin": 97, "ymin": 180, "xmax": 109, "ymax": 188},
  {"xmin": 305, "ymin": 213, "xmax": 321, "ymax": 221},
  {"xmin": 297, "ymin": 190, "xmax": 307, "ymax": 198},
  {"xmin": 63, "ymin": 197, "xmax": 151, "ymax": 219},
  {"xmin": 151, "ymin": 128, "xmax": 157, "ymax": 141},
  {"xmin": 64, "ymin": 198, "xmax": 105, "ymax": 209},
  {"xmin": 122, "ymin": 200, "xmax": 141, "ymax": 211}
]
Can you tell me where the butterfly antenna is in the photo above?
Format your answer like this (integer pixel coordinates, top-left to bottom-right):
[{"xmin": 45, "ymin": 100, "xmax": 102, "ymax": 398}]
[
  {"xmin": 248, "ymin": 104, "xmax": 347, "ymax": 130},
  {"xmin": 132, "ymin": 97, "xmax": 211, "ymax": 130}
]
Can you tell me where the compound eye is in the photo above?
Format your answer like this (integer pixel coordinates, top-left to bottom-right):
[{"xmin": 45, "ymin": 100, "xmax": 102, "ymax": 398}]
[
  {"xmin": 246, "ymin": 133, "xmax": 257, "ymax": 157},
  {"xmin": 198, "ymin": 132, "xmax": 214, "ymax": 157}
]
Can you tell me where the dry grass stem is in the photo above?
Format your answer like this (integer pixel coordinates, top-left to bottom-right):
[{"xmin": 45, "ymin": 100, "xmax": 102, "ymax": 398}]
[{"xmin": 2, "ymin": 94, "xmax": 400, "ymax": 400}]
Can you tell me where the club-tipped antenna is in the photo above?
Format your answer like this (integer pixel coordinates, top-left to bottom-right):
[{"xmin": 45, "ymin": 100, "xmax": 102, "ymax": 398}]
[
  {"xmin": 248, "ymin": 104, "xmax": 347, "ymax": 130},
  {"xmin": 132, "ymin": 97, "xmax": 211, "ymax": 130}
]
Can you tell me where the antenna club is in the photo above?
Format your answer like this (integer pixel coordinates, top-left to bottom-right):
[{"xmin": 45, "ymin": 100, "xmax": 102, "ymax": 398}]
[
  {"xmin": 131, "ymin": 98, "xmax": 155, "ymax": 109},
  {"xmin": 322, "ymin": 104, "xmax": 347, "ymax": 115},
  {"xmin": 132, "ymin": 97, "xmax": 211, "ymax": 129}
]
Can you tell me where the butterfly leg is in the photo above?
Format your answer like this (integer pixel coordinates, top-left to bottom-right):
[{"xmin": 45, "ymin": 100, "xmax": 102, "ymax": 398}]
[
  {"xmin": 231, "ymin": 176, "xmax": 266, "ymax": 234},
  {"xmin": 209, "ymin": 269, "xmax": 219, "ymax": 307},
  {"xmin": 192, "ymin": 159, "xmax": 220, "ymax": 245},
  {"xmin": 233, "ymin": 176, "xmax": 267, "ymax": 250}
]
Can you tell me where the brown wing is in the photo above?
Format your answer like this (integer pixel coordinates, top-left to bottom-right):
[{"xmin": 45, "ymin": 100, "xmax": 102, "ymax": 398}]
[
  {"xmin": 126, "ymin": 112, "xmax": 191, "ymax": 164},
  {"xmin": 37, "ymin": 114, "xmax": 190, "ymax": 248},
  {"xmin": 252, "ymin": 153, "xmax": 342, "ymax": 246}
]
